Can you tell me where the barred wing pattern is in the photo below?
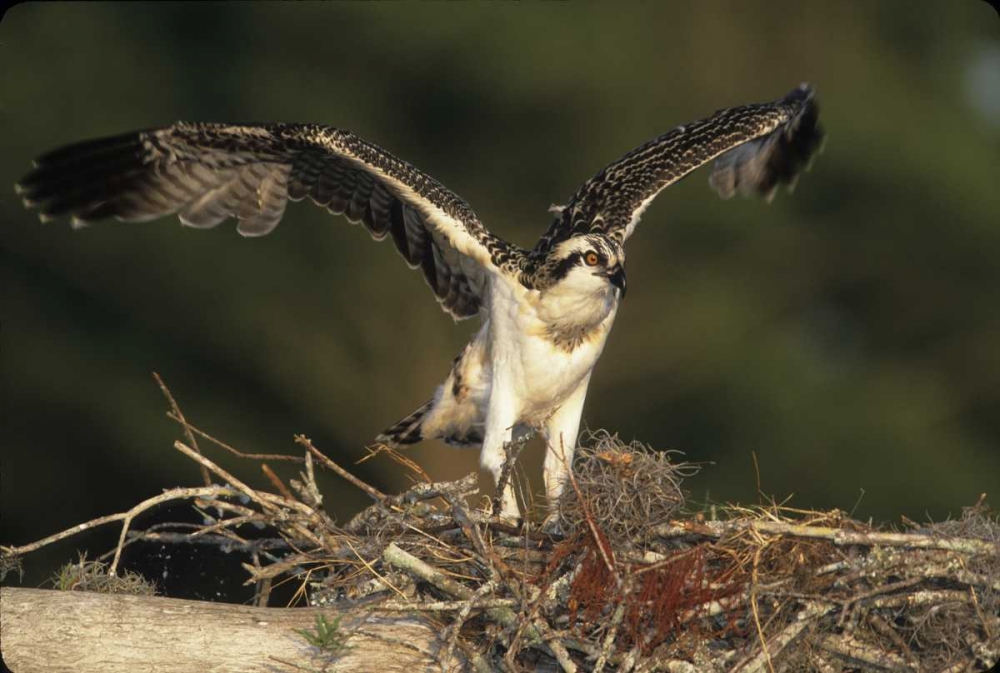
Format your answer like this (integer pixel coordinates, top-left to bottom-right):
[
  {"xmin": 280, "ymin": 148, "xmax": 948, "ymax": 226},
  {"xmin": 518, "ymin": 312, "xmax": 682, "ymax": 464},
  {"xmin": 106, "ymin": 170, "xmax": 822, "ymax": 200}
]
[
  {"xmin": 16, "ymin": 123, "xmax": 520, "ymax": 320},
  {"xmin": 535, "ymin": 84, "xmax": 823, "ymax": 251}
]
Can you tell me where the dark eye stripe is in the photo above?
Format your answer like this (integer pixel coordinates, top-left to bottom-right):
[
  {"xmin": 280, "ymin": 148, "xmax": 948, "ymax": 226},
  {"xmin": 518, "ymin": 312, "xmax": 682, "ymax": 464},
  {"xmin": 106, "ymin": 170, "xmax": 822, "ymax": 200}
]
[{"xmin": 548, "ymin": 247, "xmax": 609, "ymax": 283}]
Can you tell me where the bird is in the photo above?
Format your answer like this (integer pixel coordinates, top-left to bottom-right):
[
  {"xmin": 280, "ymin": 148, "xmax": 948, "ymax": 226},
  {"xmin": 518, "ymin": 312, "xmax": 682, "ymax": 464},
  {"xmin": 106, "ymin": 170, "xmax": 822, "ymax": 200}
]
[{"xmin": 16, "ymin": 84, "xmax": 823, "ymax": 522}]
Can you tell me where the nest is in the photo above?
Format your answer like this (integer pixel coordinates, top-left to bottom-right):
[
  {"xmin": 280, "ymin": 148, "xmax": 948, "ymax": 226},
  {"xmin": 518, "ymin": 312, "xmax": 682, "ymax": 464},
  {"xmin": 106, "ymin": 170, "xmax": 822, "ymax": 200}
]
[
  {"xmin": 557, "ymin": 430, "xmax": 697, "ymax": 547},
  {"xmin": 3, "ymin": 378, "xmax": 999, "ymax": 672}
]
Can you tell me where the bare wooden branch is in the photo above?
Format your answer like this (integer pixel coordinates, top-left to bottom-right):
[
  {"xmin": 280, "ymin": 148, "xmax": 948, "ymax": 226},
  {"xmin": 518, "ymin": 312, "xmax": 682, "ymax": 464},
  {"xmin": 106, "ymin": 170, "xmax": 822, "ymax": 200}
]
[
  {"xmin": 261, "ymin": 463, "xmax": 298, "ymax": 502},
  {"xmin": 651, "ymin": 520, "xmax": 1000, "ymax": 556},
  {"xmin": 817, "ymin": 632, "xmax": 911, "ymax": 670},
  {"xmin": 295, "ymin": 434, "xmax": 386, "ymax": 502},
  {"xmin": 593, "ymin": 582, "xmax": 628, "ymax": 673},
  {"xmin": 379, "ymin": 597, "xmax": 518, "ymax": 612},
  {"xmin": 154, "ymin": 372, "xmax": 212, "ymax": 486},
  {"xmin": 0, "ymin": 486, "xmax": 233, "ymax": 559},
  {"xmin": 737, "ymin": 602, "xmax": 834, "ymax": 673},
  {"xmin": 346, "ymin": 472, "xmax": 479, "ymax": 534},
  {"xmin": 173, "ymin": 441, "xmax": 278, "ymax": 514},
  {"xmin": 166, "ymin": 411, "xmax": 306, "ymax": 462},
  {"xmin": 383, "ymin": 543, "xmax": 584, "ymax": 671}
]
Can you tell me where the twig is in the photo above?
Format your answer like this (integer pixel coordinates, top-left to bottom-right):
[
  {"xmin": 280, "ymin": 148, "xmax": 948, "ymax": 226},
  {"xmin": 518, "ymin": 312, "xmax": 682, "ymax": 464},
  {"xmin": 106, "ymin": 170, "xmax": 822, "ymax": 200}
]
[
  {"xmin": 128, "ymin": 531, "xmax": 291, "ymax": 552},
  {"xmin": 969, "ymin": 584, "xmax": 995, "ymax": 641},
  {"xmin": 817, "ymin": 632, "xmax": 910, "ymax": 670},
  {"xmin": 1, "ymin": 486, "xmax": 233, "ymax": 559},
  {"xmin": 250, "ymin": 548, "xmax": 272, "ymax": 608},
  {"xmin": 358, "ymin": 442, "xmax": 433, "ymax": 484},
  {"xmin": 378, "ymin": 597, "xmax": 517, "ymax": 612},
  {"xmin": 442, "ymin": 579, "xmax": 497, "ymax": 667},
  {"xmin": 345, "ymin": 538, "xmax": 408, "ymax": 600},
  {"xmin": 593, "ymin": 576, "xmax": 629, "ymax": 673},
  {"xmin": 383, "ymin": 543, "xmax": 582, "ymax": 669},
  {"xmin": 449, "ymin": 495, "xmax": 511, "ymax": 579},
  {"xmin": 243, "ymin": 550, "xmax": 353, "ymax": 583},
  {"xmin": 651, "ymin": 520, "xmax": 999, "ymax": 556},
  {"xmin": 869, "ymin": 588, "xmax": 974, "ymax": 609},
  {"xmin": 836, "ymin": 576, "xmax": 924, "ymax": 627},
  {"xmin": 631, "ymin": 547, "xmax": 701, "ymax": 576},
  {"xmin": 385, "ymin": 544, "xmax": 526, "ymax": 634},
  {"xmin": 173, "ymin": 441, "xmax": 278, "ymax": 514},
  {"xmin": 385, "ymin": 473, "xmax": 479, "ymax": 509},
  {"xmin": 346, "ymin": 473, "xmax": 479, "ymax": 534},
  {"xmin": 738, "ymin": 601, "xmax": 833, "ymax": 673},
  {"xmin": 295, "ymin": 435, "xmax": 386, "ymax": 502},
  {"xmin": 547, "ymin": 635, "xmax": 578, "ymax": 673},
  {"xmin": 165, "ymin": 412, "xmax": 305, "ymax": 462},
  {"xmin": 174, "ymin": 441, "xmax": 325, "ymax": 548},
  {"xmin": 192, "ymin": 498, "xmax": 258, "ymax": 521},
  {"xmin": 261, "ymin": 464, "xmax": 297, "ymax": 502},
  {"xmin": 749, "ymin": 547, "xmax": 775, "ymax": 673},
  {"xmin": 187, "ymin": 514, "xmax": 266, "ymax": 542},
  {"xmin": 154, "ymin": 372, "xmax": 211, "ymax": 487},
  {"xmin": 257, "ymin": 489, "xmax": 328, "ymax": 519},
  {"xmin": 106, "ymin": 485, "xmax": 233, "ymax": 576},
  {"xmin": 384, "ymin": 543, "xmax": 478, "ymax": 603},
  {"xmin": 867, "ymin": 613, "xmax": 918, "ymax": 669}
]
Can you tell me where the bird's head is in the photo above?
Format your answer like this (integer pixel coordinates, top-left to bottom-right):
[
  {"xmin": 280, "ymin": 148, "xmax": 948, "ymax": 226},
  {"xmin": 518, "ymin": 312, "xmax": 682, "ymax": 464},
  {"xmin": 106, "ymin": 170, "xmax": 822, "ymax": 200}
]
[{"xmin": 544, "ymin": 233, "xmax": 627, "ymax": 300}]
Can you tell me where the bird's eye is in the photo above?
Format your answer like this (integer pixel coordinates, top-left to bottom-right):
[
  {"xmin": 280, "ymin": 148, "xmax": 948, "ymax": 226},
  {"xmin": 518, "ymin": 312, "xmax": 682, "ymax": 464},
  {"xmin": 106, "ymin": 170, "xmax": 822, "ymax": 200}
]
[{"xmin": 584, "ymin": 251, "xmax": 600, "ymax": 266}]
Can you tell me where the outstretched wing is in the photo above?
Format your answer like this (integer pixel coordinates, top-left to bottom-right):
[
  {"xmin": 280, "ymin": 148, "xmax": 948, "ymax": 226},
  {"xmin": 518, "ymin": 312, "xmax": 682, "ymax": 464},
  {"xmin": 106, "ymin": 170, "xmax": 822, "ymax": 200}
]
[
  {"xmin": 16, "ymin": 123, "xmax": 522, "ymax": 320},
  {"xmin": 535, "ymin": 84, "xmax": 823, "ymax": 251}
]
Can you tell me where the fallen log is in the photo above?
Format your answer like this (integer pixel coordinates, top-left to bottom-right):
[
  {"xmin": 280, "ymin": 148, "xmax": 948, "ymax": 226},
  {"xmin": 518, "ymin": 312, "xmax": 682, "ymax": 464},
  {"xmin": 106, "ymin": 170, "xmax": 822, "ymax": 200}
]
[{"xmin": 0, "ymin": 586, "xmax": 460, "ymax": 673}]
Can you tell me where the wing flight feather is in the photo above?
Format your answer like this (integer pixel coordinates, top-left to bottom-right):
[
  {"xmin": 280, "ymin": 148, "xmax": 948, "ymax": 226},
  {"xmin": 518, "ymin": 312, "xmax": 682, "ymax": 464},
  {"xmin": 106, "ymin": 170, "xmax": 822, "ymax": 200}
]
[
  {"xmin": 16, "ymin": 122, "xmax": 520, "ymax": 320},
  {"xmin": 534, "ymin": 84, "xmax": 824, "ymax": 251}
]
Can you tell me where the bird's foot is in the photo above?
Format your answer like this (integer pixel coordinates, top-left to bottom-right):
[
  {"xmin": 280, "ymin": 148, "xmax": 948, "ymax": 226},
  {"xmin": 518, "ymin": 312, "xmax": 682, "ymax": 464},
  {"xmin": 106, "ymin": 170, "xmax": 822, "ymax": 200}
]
[{"xmin": 538, "ymin": 510, "xmax": 565, "ymax": 537}]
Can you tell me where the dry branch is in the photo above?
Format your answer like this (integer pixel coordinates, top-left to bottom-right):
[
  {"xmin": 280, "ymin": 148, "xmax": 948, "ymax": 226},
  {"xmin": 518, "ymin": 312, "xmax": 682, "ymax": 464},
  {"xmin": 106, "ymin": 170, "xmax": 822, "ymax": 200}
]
[
  {"xmin": 1, "ymin": 485, "xmax": 234, "ymax": 559},
  {"xmin": 154, "ymin": 371, "xmax": 212, "ymax": 486}
]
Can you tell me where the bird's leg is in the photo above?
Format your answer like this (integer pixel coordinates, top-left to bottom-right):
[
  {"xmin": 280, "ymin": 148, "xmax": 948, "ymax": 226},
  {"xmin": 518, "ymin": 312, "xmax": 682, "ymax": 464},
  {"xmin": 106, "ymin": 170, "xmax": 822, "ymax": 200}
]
[
  {"xmin": 483, "ymin": 449, "xmax": 519, "ymax": 522},
  {"xmin": 542, "ymin": 377, "xmax": 590, "ymax": 513},
  {"xmin": 480, "ymin": 391, "xmax": 520, "ymax": 522},
  {"xmin": 543, "ymin": 435, "xmax": 573, "ymax": 506},
  {"xmin": 490, "ymin": 429, "xmax": 533, "ymax": 521}
]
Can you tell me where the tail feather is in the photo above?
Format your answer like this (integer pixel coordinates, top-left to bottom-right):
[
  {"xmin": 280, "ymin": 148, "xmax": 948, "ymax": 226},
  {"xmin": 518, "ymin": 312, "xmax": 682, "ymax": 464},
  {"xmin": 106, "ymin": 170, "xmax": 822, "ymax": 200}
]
[{"xmin": 376, "ymin": 399, "xmax": 433, "ymax": 447}]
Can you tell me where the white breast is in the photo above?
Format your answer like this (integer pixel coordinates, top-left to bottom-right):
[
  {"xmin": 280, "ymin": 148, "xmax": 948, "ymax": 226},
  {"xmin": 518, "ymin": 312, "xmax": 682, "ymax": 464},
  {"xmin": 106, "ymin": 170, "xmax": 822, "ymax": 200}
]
[{"xmin": 488, "ymin": 274, "xmax": 618, "ymax": 423}]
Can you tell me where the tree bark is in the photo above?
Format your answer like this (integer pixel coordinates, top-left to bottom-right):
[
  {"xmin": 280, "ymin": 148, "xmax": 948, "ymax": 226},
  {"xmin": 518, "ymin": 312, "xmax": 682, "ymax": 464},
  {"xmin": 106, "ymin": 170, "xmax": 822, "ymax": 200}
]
[{"xmin": 0, "ymin": 587, "xmax": 458, "ymax": 673}]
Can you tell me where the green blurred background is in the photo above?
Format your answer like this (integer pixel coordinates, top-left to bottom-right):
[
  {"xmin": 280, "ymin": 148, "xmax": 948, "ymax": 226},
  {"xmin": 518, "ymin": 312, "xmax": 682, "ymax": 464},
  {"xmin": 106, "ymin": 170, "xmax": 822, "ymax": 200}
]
[{"xmin": 2, "ymin": 2, "xmax": 999, "ymax": 590}]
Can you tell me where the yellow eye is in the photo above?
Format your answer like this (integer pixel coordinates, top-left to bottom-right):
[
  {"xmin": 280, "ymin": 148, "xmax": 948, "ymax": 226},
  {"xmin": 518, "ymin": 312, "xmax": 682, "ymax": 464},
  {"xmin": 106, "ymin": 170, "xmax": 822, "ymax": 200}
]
[{"xmin": 584, "ymin": 251, "xmax": 600, "ymax": 266}]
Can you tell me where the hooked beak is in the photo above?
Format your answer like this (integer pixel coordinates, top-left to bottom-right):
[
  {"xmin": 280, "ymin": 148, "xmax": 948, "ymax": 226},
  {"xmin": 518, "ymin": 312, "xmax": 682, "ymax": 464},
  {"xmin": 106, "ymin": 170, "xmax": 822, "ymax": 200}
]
[{"xmin": 602, "ymin": 265, "xmax": 627, "ymax": 299}]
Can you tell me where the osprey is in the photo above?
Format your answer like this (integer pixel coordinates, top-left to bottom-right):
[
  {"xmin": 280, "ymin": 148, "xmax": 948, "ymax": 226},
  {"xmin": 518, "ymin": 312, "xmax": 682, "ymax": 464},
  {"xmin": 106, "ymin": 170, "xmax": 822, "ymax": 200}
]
[{"xmin": 16, "ymin": 85, "xmax": 823, "ymax": 521}]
